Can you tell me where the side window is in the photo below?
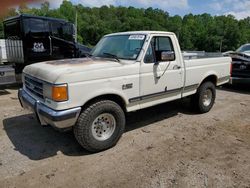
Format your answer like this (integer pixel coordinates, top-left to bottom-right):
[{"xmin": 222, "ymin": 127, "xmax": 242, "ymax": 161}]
[
  {"xmin": 23, "ymin": 18, "xmax": 49, "ymax": 36},
  {"xmin": 51, "ymin": 22, "xmax": 74, "ymax": 41},
  {"xmin": 51, "ymin": 22, "xmax": 63, "ymax": 38},
  {"xmin": 144, "ymin": 36, "xmax": 175, "ymax": 63},
  {"xmin": 158, "ymin": 37, "xmax": 173, "ymax": 51},
  {"xmin": 62, "ymin": 24, "xmax": 74, "ymax": 42}
]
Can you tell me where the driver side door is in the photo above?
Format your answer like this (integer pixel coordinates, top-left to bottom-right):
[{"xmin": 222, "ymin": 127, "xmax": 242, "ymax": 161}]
[{"xmin": 139, "ymin": 35, "xmax": 183, "ymax": 108}]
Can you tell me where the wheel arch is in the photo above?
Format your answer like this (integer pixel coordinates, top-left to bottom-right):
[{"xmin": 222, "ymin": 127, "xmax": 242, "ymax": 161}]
[
  {"xmin": 81, "ymin": 94, "xmax": 128, "ymax": 113},
  {"xmin": 199, "ymin": 74, "xmax": 218, "ymax": 87}
]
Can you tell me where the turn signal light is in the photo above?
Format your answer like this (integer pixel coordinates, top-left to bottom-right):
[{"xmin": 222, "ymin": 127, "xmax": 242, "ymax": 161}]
[{"xmin": 52, "ymin": 85, "xmax": 68, "ymax": 102}]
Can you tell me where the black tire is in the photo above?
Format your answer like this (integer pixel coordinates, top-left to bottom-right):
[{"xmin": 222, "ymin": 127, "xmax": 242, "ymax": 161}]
[
  {"xmin": 191, "ymin": 81, "xmax": 216, "ymax": 113},
  {"xmin": 74, "ymin": 100, "xmax": 125, "ymax": 152}
]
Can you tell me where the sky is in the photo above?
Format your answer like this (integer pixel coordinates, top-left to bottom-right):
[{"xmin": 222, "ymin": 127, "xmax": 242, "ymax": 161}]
[{"xmin": 30, "ymin": 0, "xmax": 250, "ymax": 19}]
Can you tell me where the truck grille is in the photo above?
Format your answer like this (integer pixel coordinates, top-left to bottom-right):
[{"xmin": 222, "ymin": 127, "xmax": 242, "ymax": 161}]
[
  {"xmin": 24, "ymin": 75, "xmax": 44, "ymax": 100},
  {"xmin": 232, "ymin": 61, "xmax": 250, "ymax": 78}
]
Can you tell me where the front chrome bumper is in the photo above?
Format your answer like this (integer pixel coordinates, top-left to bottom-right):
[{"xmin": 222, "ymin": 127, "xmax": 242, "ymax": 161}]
[{"xmin": 18, "ymin": 89, "xmax": 81, "ymax": 129}]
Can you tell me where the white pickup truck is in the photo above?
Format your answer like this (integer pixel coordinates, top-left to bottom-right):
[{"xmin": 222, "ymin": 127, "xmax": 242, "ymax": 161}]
[{"xmin": 18, "ymin": 31, "xmax": 231, "ymax": 152}]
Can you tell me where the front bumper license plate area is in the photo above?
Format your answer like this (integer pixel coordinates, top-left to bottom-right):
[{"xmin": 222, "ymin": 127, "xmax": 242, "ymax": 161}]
[{"xmin": 18, "ymin": 89, "xmax": 81, "ymax": 129}]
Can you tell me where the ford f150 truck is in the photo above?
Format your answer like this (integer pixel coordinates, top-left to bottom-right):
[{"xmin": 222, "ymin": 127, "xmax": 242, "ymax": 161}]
[{"xmin": 18, "ymin": 31, "xmax": 231, "ymax": 152}]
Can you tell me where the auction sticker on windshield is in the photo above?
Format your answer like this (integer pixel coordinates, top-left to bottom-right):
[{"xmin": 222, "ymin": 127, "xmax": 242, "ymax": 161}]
[{"xmin": 129, "ymin": 35, "xmax": 145, "ymax": 40}]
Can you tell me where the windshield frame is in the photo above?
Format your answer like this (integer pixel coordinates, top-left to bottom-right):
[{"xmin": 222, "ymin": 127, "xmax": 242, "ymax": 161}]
[{"xmin": 91, "ymin": 34, "xmax": 146, "ymax": 61}]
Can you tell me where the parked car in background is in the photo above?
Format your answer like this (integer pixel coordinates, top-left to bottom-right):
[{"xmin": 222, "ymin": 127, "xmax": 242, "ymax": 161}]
[
  {"xmin": 18, "ymin": 31, "xmax": 231, "ymax": 152},
  {"xmin": 224, "ymin": 44, "xmax": 250, "ymax": 84}
]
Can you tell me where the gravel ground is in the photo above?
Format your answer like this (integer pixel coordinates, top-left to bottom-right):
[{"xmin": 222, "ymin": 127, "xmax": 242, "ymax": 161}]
[{"xmin": 0, "ymin": 84, "xmax": 250, "ymax": 188}]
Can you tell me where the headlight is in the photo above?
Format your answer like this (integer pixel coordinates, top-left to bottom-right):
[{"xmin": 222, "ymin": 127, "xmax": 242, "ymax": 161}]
[{"xmin": 43, "ymin": 84, "xmax": 68, "ymax": 102}]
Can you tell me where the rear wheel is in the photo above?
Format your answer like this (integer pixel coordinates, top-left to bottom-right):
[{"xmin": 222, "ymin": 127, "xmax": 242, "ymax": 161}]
[
  {"xmin": 74, "ymin": 100, "xmax": 125, "ymax": 152},
  {"xmin": 192, "ymin": 81, "xmax": 216, "ymax": 113}
]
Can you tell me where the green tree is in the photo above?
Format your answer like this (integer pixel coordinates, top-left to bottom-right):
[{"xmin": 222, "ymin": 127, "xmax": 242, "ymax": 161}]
[{"xmin": 0, "ymin": 2, "xmax": 250, "ymax": 52}]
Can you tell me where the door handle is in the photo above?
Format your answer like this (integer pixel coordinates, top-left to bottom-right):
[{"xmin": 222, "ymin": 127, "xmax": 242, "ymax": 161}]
[{"xmin": 173, "ymin": 65, "xmax": 181, "ymax": 70}]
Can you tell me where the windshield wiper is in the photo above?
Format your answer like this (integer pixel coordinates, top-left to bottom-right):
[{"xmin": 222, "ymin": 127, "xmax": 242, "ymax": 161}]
[{"xmin": 103, "ymin": 52, "xmax": 120, "ymax": 62}]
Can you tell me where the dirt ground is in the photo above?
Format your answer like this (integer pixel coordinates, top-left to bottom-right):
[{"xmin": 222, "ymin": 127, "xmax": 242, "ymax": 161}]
[{"xmin": 0, "ymin": 84, "xmax": 250, "ymax": 188}]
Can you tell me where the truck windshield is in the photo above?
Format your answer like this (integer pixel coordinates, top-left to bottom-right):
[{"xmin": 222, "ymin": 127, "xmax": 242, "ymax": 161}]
[{"xmin": 91, "ymin": 34, "xmax": 146, "ymax": 60}]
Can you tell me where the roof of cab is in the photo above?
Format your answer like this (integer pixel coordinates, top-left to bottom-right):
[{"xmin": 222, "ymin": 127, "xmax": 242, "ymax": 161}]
[{"xmin": 105, "ymin": 31, "xmax": 175, "ymax": 37}]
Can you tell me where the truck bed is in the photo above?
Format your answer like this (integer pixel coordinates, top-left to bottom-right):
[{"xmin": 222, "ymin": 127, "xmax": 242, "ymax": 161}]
[
  {"xmin": 183, "ymin": 56, "xmax": 231, "ymax": 97},
  {"xmin": 183, "ymin": 51, "xmax": 223, "ymax": 60}
]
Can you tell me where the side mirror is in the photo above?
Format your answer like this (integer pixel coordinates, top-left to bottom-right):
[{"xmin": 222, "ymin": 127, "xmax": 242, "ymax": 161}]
[{"xmin": 161, "ymin": 51, "xmax": 175, "ymax": 61}]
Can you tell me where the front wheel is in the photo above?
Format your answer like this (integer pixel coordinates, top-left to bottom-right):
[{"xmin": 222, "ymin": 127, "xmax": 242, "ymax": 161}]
[
  {"xmin": 74, "ymin": 100, "xmax": 125, "ymax": 152},
  {"xmin": 192, "ymin": 81, "xmax": 216, "ymax": 113}
]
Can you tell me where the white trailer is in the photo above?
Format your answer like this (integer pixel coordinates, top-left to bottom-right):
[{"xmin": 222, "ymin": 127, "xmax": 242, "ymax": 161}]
[
  {"xmin": 0, "ymin": 39, "xmax": 8, "ymax": 63},
  {"xmin": 0, "ymin": 39, "xmax": 16, "ymax": 86}
]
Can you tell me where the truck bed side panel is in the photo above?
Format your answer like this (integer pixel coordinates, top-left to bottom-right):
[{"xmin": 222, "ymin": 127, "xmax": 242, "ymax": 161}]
[{"xmin": 182, "ymin": 57, "xmax": 231, "ymax": 97}]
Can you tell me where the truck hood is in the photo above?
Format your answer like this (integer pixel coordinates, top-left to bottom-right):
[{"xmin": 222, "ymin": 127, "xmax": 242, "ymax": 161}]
[{"xmin": 23, "ymin": 58, "xmax": 124, "ymax": 83}]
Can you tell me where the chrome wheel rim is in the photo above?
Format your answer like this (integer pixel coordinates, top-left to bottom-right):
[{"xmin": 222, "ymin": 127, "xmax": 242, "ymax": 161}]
[
  {"xmin": 202, "ymin": 89, "xmax": 213, "ymax": 107},
  {"xmin": 91, "ymin": 113, "xmax": 116, "ymax": 141}
]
